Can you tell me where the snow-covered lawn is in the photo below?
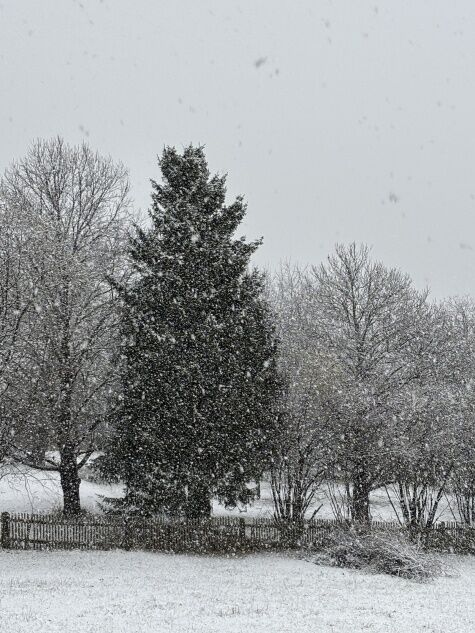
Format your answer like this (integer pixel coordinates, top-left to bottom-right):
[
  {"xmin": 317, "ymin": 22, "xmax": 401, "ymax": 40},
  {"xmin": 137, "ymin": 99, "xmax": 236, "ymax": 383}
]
[
  {"xmin": 0, "ymin": 464, "xmax": 123, "ymax": 514},
  {"xmin": 0, "ymin": 550, "xmax": 473, "ymax": 632}
]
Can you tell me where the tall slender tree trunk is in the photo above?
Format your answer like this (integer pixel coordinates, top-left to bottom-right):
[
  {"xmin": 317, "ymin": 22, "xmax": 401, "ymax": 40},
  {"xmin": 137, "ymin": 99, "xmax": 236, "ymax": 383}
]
[
  {"xmin": 349, "ymin": 419, "xmax": 372, "ymax": 529},
  {"xmin": 59, "ymin": 442, "xmax": 81, "ymax": 515},
  {"xmin": 57, "ymin": 296, "xmax": 82, "ymax": 514},
  {"xmin": 351, "ymin": 467, "xmax": 371, "ymax": 529}
]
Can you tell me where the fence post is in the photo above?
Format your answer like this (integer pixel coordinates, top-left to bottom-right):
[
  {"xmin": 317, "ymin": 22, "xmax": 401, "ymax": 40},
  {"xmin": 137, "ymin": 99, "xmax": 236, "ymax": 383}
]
[
  {"xmin": 1, "ymin": 512, "xmax": 11, "ymax": 549},
  {"xmin": 123, "ymin": 516, "xmax": 132, "ymax": 551},
  {"xmin": 239, "ymin": 518, "xmax": 246, "ymax": 543}
]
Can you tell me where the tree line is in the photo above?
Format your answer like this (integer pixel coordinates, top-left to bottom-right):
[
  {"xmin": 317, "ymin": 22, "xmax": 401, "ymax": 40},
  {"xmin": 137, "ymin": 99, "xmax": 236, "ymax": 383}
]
[{"xmin": 0, "ymin": 137, "xmax": 474, "ymax": 534}]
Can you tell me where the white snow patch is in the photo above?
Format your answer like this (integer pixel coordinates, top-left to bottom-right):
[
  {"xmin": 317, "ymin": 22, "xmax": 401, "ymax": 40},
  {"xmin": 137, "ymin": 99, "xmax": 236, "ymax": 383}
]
[{"xmin": 0, "ymin": 463, "xmax": 123, "ymax": 514}]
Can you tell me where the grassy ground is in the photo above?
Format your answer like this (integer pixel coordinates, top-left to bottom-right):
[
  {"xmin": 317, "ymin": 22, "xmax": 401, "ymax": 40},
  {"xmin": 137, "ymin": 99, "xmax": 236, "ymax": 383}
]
[{"xmin": 0, "ymin": 550, "xmax": 473, "ymax": 632}]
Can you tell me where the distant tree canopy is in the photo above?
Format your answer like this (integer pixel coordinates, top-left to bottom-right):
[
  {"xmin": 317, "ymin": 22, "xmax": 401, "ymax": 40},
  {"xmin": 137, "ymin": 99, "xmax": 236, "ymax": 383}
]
[
  {"xmin": 270, "ymin": 246, "xmax": 475, "ymax": 529},
  {"xmin": 0, "ymin": 137, "xmax": 474, "ymax": 532}
]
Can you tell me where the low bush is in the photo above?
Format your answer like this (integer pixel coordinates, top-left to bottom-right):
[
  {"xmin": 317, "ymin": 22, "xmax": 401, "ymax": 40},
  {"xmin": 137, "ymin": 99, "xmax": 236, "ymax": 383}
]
[{"xmin": 306, "ymin": 527, "xmax": 450, "ymax": 581}]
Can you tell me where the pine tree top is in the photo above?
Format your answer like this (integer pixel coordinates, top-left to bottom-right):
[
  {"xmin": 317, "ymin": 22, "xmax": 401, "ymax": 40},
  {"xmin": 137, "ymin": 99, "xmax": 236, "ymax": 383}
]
[{"xmin": 129, "ymin": 145, "xmax": 261, "ymax": 280}]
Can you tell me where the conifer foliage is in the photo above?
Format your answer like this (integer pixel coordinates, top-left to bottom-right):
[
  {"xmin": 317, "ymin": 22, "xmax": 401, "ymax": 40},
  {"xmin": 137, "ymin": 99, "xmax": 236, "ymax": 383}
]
[{"xmin": 104, "ymin": 146, "xmax": 279, "ymax": 518}]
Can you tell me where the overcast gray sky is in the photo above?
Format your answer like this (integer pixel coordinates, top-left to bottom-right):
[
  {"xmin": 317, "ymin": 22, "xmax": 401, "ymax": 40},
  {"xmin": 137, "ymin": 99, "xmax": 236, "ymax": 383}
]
[{"xmin": 1, "ymin": 0, "xmax": 475, "ymax": 298}]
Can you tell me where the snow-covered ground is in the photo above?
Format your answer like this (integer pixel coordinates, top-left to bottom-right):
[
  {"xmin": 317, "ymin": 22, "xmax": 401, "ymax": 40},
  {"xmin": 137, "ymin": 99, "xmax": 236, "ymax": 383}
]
[
  {"xmin": 0, "ymin": 464, "xmax": 472, "ymax": 631},
  {"xmin": 214, "ymin": 482, "xmax": 456, "ymax": 523},
  {"xmin": 0, "ymin": 549, "xmax": 473, "ymax": 632},
  {"xmin": 0, "ymin": 463, "xmax": 458, "ymax": 522},
  {"xmin": 0, "ymin": 464, "xmax": 123, "ymax": 514}
]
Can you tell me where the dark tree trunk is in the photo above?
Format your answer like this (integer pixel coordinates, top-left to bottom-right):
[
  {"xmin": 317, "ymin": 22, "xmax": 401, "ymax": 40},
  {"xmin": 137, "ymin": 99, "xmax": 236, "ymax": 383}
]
[
  {"xmin": 351, "ymin": 468, "xmax": 372, "ymax": 529},
  {"xmin": 59, "ymin": 443, "xmax": 81, "ymax": 515},
  {"xmin": 186, "ymin": 480, "xmax": 211, "ymax": 520},
  {"xmin": 57, "ymin": 288, "xmax": 81, "ymax": 516}
]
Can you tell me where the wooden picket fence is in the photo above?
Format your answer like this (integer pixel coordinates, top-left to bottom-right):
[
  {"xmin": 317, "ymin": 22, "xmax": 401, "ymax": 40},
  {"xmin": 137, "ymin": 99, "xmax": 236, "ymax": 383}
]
[
  {"xmin": 1, "ymin": 511, "xmax": 474, "ymax": 553},
  {"xmin": 0, "ymin": 512, "xmax": 245, "ymax": 552}
]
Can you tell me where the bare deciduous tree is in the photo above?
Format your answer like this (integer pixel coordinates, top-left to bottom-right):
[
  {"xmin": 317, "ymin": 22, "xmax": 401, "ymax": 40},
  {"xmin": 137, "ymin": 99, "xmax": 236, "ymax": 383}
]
[
  {"xmin": 386, "ymin": 299, "xmax": 475, "ymax": 535},
  {"xmin": 310, "ymin": 244, "xmax": 438, "ymax": 527},
  {"xmin": 0, "ymin": 202, "xmax": 34, "ymax": 464},
  {"xmin": 269, "ymin": 265, "xmax": 335, "ymax": 529},
  {"xmin": 0, "ymin": 137, "xmax": 131, "ymax": 514}
]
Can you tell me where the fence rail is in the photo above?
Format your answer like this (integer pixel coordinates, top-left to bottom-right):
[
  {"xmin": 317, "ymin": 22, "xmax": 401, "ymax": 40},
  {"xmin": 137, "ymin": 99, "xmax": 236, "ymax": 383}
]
[{"xmin": 1, "ymin": 511, "xmax": 474, "ymax": 553}]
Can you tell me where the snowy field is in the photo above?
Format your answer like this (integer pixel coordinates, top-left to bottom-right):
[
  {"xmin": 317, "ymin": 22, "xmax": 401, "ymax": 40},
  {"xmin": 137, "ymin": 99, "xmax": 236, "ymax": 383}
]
[
  {"xmin": 0, "ymin": 550, "xmax": 473, "ymax": 633},
  {"xmin": 0, "ymin": 464, "xmax": 473, "ymax": 632},
  {"xmin": 0, "ymin": 463, "xmax": 457, "ymax": 523}
]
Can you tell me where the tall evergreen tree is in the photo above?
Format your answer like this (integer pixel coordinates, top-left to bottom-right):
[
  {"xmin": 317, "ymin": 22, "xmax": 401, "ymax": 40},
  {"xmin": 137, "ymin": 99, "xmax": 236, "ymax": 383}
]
[{"xmin": 104, "ymin": 146, "xmax": 279, "ymax": 518}]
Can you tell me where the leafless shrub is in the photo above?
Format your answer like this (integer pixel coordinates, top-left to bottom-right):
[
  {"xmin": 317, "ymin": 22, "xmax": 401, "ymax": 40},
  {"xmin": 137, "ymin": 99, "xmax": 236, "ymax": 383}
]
[{"xmin": 306, "ymin": 527, "xmax": 451, "ymax": 581}]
